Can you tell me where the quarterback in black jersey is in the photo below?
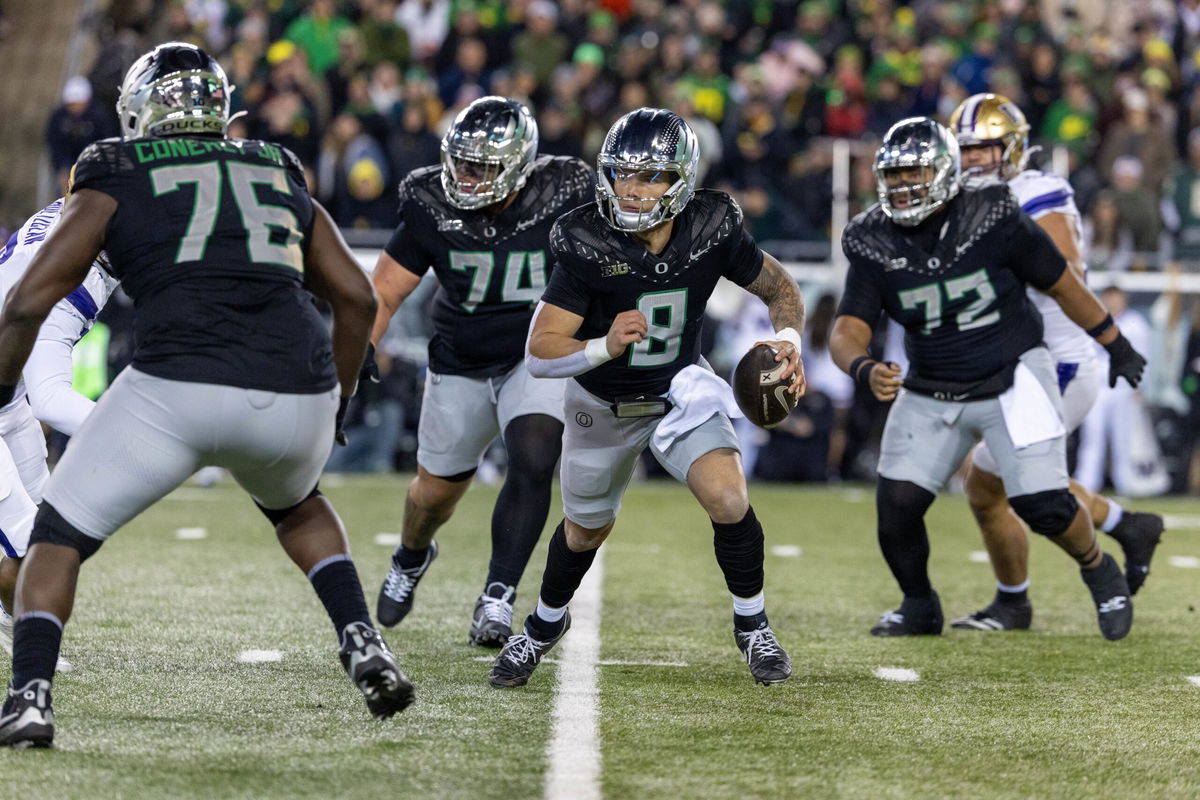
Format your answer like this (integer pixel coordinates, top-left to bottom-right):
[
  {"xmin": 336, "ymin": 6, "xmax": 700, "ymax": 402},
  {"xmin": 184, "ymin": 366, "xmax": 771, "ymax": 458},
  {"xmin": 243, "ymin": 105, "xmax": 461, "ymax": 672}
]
[
  {"xmin": 489, "ymin": 108, "xmax": 806, "ymax": 689},
  {"xmin": 830, "ymin": 118, "xmax": 1147, "ymax": 641},
  {"xmin": 0, "ymin": 44, "xmax": 411, "ymax": 748},
  {"xmin": 370, "ymin": 97, "xmax": 593, "ymax": 648}
]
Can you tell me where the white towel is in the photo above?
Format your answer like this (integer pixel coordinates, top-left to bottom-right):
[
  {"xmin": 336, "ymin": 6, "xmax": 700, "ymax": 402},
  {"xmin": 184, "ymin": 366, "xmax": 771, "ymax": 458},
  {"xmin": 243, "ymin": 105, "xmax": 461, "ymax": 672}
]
[
  {"xmin": 651, "ymin": 365, "xmax": 744, "ymax": 452},
  {"xmin": 998, "ymin": 363, "xmax": 1065, "ymax": 449}
]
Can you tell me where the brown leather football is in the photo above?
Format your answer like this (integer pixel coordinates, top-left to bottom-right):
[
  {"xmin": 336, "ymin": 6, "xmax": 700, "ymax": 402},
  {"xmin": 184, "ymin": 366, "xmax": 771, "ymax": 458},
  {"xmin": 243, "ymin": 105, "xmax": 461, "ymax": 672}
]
[{"xmin": 733, "ymin": 343, "xmax": 798, "ymax": 429}]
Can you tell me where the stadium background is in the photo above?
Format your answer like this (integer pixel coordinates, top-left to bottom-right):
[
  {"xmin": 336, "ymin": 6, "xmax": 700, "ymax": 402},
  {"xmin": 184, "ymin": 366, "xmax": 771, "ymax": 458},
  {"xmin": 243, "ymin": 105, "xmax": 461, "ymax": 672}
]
[{"xmin": 1, "ymin": 0, "xmax": 1197, "ymax": 493}]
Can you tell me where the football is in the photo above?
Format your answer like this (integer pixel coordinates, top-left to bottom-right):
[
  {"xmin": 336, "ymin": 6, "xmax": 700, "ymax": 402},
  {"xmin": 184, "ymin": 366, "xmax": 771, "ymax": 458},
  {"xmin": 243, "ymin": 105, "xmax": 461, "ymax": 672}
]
[{"xmin": 733, "ymin": 343, "xmax": 798, "ymax": 429}]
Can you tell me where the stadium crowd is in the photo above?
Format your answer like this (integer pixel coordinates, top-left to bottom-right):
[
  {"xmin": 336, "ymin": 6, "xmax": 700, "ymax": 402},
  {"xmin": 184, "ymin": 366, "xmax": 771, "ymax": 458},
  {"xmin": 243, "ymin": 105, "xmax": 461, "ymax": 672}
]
[{"xmin": 35, "ymin": 0, "xmax": 1200, "ymax": 491}]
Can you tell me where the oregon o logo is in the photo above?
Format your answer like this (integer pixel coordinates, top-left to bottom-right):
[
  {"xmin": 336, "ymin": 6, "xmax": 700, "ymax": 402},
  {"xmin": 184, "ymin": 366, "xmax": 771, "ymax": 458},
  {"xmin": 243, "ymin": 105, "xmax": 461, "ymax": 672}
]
[
  {"xmin": 927, "ymin": 257, "xmax": 940, "ymax": 270},
  {"xmin": 655, "ymin": 262, "xmax": 669, "ymax": 274},
  {"xmin": 575, "ymin": 412, "xmax": 593, "ymax": 427},
  {"xmin": 484, "ymin": 225, "xmax": 497, "ymax": 238}
]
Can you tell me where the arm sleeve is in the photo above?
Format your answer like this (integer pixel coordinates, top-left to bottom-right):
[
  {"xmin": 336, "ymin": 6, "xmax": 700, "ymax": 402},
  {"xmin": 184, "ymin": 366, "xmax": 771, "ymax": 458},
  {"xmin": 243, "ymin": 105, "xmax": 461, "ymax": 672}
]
[
  {"xmin": 23, "ymin": 305, "xmax": 95, "ymax": 436},
  {"xmin": 382, "ymin": 194, "xmax": 430, "ymax": 277},
  {"xmin": 1006, "ymin": 210, "xmax": 1067, "ymax": 290},
  {"xmin": 835, "ymin": 254, "xmax": 885, "ymax": 324}
]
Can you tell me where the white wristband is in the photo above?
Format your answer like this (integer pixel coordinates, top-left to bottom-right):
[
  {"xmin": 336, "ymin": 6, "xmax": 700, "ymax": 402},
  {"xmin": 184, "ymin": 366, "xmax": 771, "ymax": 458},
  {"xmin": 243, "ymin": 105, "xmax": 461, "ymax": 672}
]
[
  {"xmin": 774, "ymin": 327, "xmax": 802, "ymax": 355},
  {"xmin": 584, "ymin": 336, "xmax": 614, "ymax": 367}
]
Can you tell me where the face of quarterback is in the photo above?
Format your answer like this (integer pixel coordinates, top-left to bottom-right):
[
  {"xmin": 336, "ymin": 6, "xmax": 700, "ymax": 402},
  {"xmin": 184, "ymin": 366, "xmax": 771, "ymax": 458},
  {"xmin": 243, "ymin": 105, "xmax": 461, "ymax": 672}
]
[
  {"xmin": 960, "ymin": 143, "xmax": 1004, "ymax": 177},
  {"xmin": 882, "ymin": 165, "xmax": 934, "ymax": 209},
  {"xmin": 610, "ymin": 168, "xmax": 676, "ymax": 216}
]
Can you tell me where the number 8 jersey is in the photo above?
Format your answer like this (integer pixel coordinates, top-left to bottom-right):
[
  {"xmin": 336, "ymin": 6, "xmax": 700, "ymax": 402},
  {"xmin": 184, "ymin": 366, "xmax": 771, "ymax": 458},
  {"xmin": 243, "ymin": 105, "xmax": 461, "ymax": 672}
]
[
  {"xmin": 383, "ymin": 155, "xmax": 594, "ymax": 378},
  {"xmin": 70, "ymin": 136, "xmax": 336, "ymax": 394}
]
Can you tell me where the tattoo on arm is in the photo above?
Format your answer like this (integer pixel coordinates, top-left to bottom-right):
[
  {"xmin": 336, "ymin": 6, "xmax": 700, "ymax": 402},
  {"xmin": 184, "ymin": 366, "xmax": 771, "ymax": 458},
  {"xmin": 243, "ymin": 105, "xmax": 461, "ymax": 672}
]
[{"xmin": 746, "ymin": 257, "xmax": 805, "ymax": 333}]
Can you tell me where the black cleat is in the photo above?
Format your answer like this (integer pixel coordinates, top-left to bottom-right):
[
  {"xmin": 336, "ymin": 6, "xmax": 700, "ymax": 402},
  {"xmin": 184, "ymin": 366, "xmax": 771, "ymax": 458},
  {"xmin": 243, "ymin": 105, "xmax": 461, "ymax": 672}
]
[
  {"xmin": 0, "ymin": 679, "xmax": 54, "ymax": 749},
  {"xmin": 468, "ymin": 582, "xmax": 516, "ymax": 648},
  {"xmin": 1080, "ymin": 553, "xmax": 1132, "ymax": 641},
  {"xmin": 488, "ymin": 613, "xmax": 571, "ymax": 688},
  {"xmin": 734, "ymin": 616, "xmax": 792, "ymax": 686},
  {"xmin": 950, "ymin": 598, "xmax": 1032, "ymax": 631},
  {"xmin": 376, "ymin": 541, "xmax": 438, "ymax": 628},
  {"xmin": 871, "ymin": 592, "xmax": 944, "ymax": 637},
  {"xmin": 1107, "ymin": 512, "xmax": 1164, "ymax": 595},
  {"xmin": 338, "ymin": 621, "xmax": 415, "ymax": 719}
]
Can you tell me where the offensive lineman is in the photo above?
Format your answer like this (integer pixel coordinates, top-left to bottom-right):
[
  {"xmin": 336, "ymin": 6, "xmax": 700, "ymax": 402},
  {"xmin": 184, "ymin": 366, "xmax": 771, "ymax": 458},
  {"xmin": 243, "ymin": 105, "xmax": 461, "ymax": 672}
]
[
  {"xmin": 0, "ymin": 194, "xmax": 120, "ymax": 650},
  {"xmin": 489, "ymin": 108, "xmax": 805, "ymax": 688},
  {"xmin": 0, "ymin": 42, "xmax": 411, "ymax": 748},
  {"xmin": 947, "ymin": 94, "xmax": 1164, "ymax": 631},
  {"xmin": 830, "ymin": 118, "xmax": 1147, "ymax": 641},
  {"xmin": 371, "ymin": 96, "xmax": 593, "ymax": 647}
]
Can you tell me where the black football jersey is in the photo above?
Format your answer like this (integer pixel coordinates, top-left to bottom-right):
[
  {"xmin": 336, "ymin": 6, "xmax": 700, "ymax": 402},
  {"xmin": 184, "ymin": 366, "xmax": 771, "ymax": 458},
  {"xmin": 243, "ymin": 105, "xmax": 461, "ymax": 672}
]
[
  {"xmin": 71, "ymin": 136, "xmax": 336, "ymax": 394},
  {"xmin": 837, "ymin": 182, "xmax": 1066, "ymax": 385},
  {"xmin": 542, "ymin": 190, "xmax": 764, "ymax": 402},
  {"xmin": 383, "ymin": 155, "xmax": 593, "ymax": 377}
]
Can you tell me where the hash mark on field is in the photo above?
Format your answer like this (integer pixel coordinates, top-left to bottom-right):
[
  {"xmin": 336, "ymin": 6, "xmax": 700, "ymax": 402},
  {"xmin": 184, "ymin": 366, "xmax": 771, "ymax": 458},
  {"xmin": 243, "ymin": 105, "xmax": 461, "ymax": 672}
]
[
  {"xmin": 238, "ymin": 649, "xmax": 282, "ymax": 663},
  {"xmin": 1168, "ymin": 555, "xmax": 1200, "ymax": 569},
  {"xmin": 968, "ymin": 551, "xmax": 990, "ymax": 563},
  {"xmin": 1164, "ymin": 514, "xmax": 1200, "ymax": 530},
  {"xmin": 1187, "ymin": 676, "xmax": 1200, "ymax": 687},
  {"xmin": 771, "ymin": 545, "xmax": 802, "ymax": 558},
  {"xmin": 373, "ymin": 533, "xmax": 403, "ymax": 547},
  {"xmin": 544, "ymin": 548, "xmax": 603, "ymax": 800},
  {"xmin": 874, "ymin": 667, "xmax": 920, "ymax": 682},
  {"xmin": 175, "ymin": 527, "xmax": 207, "ymax": 540}
]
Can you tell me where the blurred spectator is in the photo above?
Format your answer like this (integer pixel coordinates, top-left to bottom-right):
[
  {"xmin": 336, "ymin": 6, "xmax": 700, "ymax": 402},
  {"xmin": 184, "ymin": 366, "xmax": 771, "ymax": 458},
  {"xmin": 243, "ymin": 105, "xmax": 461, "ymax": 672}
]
[
  {"xmin": 1110, "ymin": 156, "xmax": 1163, "ymax": 260},
  {"xmin": 45, "ymin": 77, "xmax": 118, "ymax": 195},
  {"xmin": 1040, "ymin": 74, "xmax": 1098, "ymax": 156},
  {"xmin": 324, "ymin": 28, "xmax": 368, "ymax": 115},
  {"xmin": 1098, "ymin": 87, "xmax": 1174, "ymax": 195},
  {"xmin": 951, "ymin": 24, "xmax": 998, "ymax": 96},
  {"xmin": 1170, "ymin": 129, "xmax": 1200, "ymax": 263},
  {"xmin": 396, "ymin": 0, "xmax": 450, "ymax": 67},
  {"xmin": 511, "ymin": 1, "xmax": 570, "ymax": 93},
  {"xmin": 387, "ymin": 101, "xmax": 441, "ymax": 180},
  {"xmin": 283, "ymin": 0, "xmax": 352, "ymax": 75},
  {"xmin": 1021, "ymin": 39, "xmax": 1061, "ymax": 134},
  {"xmin": 536, "ymin": 103, "xmax": 585, "ymax": 160},
  {"xmin": 679, "ymin": 48, "xmax": 732, "ymax": 125},
  {"xmin": 437, "ymin": 36, "xmax": 491, "ymax": 107},
  {"xmin": 358, "ymin": 0, "xmax": 410, "ymax": 68}
]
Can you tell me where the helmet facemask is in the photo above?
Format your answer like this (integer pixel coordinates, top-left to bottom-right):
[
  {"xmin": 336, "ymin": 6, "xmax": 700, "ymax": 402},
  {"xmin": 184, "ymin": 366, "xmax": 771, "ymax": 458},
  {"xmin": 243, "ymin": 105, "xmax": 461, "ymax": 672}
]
[
  {"xmin": 874, "ymin": 118, "xmax": 961, "ymax": 227},
  {"xmin": 597, "ymin": 164, "xmax": 689, "ymax": 232}
]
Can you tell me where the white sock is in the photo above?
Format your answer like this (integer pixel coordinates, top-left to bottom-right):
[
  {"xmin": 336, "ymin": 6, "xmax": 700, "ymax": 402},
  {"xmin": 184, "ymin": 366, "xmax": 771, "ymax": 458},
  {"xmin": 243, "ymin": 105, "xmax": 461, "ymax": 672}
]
[
  {"xmin": 535, "ymin": 598, "xmax": 567, "ymax": 624},
  {"xmin": 732, "ymin": 592, "xmax": 765, "ymax": 617},
  {"xmin": 1100, "ymin": 498, "xmax": 1123, "ymax": 533},
  {"xmin": 997, "ymin": 579, "xmax": 1030, "ymax": 594}
]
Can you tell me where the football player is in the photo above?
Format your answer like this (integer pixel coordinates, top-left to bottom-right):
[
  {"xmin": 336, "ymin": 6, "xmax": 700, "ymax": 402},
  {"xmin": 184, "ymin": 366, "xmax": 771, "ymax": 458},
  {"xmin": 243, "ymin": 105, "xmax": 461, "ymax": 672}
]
[
  {"xmin": 947, "ymin": 94, "xmax": 1164, "ymax": 632},
  {"xmin": 0, "ymin": 190, "xmax": 120, "ymax": 664},
  {"xmin": 830, "ymin": 118, "xmax": 1147, "ymax": 641},
  {"xmin": 370, "ymin": 96, "xmax": 593, "ymax": 647},
  {"xmin": 0, "ymin": 42, "xmax": 412, "ymax": 748},
  {"xmin": 488, "ymin": 108, "xmax": 806, "ymax": 688}
]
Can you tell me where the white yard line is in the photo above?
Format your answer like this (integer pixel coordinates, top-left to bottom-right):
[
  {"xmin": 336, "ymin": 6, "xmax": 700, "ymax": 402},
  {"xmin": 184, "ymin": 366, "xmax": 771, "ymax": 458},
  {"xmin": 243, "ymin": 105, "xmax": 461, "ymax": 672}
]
[
  {"xmin": 175, "ymin": 527, "xmax": 207, "ymax": 540},
  {"xmin": 373, "ymin": 533, "xmax": 404, "ymax": 547},
  {"xmin": 1186, "ymin": 676, "xmax": 1200, "ymax": 688},
  {"xmin": 238, "ymin": 649, "xmax": 282, "ymax": 663},
  {"xmin": 544, "ymin": 547, "xmax": 604, "ymax": 800},
  {"xmin": 874, "ymin": 667, "xmax": 920, "ymax": 682},
  {"xmin": 1163, "ymin": 514, "xmax": 1200, "ymax": 531},
  {"xmin": 1168, "ymin": 555, "xmax": 1200, "ymax": 569},
  {"xmin": 771, "ymin": 545, "xmax": 802, "ymax": 558},
  {"xmin": 968, "ymin": 551, "xmax": 991, "ymax": 563}
]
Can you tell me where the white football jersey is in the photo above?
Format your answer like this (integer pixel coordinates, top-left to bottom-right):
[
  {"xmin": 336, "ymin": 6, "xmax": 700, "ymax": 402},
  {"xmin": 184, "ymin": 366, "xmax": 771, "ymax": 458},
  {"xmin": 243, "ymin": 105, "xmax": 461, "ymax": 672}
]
[
  {"xmin": 1007, "ymin": 170, "xmax": 1096, "ymax": 364},
  {"xmin": 0, "ymin": 199, "xmax": 120, "ymax": 433}
]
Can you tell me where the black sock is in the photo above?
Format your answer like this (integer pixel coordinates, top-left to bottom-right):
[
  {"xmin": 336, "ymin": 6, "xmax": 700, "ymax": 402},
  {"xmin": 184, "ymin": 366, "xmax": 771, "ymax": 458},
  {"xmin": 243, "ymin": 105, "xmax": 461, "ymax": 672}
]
[
  {"xmin": 876, "ymin": 479, "xmax": 937, "ymax": 598},
  {"xmin": 712, "ymin": 506, "xmax": 765, "ymax": 599},
  {"xmin": 994, "ymin": 588, "xmax": 1028, "ymax": 605},
  {"xmin": 11, "ymin": 614, "xmax": 64, "ymax": 688},
  {"xmin": 394, "ymin": 544, "xmax": 430, "ymax": 570},
  {"xmin": 734, "ymin": 611, "xmax": 769, "ymax": 632},
  {"xmin": 488, "ymin": 415, "xmax": 560, "ymax": 588},
  {"xmin": 308, "ymin": 556, "xmax": 372, "ymax": 633},
  {"xmin": 537, "ymin": 521, "xmax": 597, "ymax": 610}
]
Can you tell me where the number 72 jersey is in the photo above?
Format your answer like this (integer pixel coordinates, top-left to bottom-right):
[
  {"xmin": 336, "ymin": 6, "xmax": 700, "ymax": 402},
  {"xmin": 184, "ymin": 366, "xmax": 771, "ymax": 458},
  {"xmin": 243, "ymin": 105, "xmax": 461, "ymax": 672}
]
[
  {"xmin": 837, "ymin": 182, "xmax": 1067, "ymax": 385},
  {"xmin": 70, "ymin": 136, "xmax": 337, "ymax": 394}
]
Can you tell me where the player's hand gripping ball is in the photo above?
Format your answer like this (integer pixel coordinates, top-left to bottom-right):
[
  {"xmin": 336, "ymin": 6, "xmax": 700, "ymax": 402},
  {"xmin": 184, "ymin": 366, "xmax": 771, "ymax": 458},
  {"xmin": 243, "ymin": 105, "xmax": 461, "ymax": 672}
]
[{"xmin": 733, "ymin": 343, "xmax": 799, "ymax": 429}]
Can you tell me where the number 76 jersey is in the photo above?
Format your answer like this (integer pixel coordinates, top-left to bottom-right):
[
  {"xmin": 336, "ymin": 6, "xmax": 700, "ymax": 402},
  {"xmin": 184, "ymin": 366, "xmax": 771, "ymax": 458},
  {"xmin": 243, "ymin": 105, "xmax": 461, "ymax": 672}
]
[{"xmin": 71, "ymin": 136, "xmax": 336, "ymax": 394}]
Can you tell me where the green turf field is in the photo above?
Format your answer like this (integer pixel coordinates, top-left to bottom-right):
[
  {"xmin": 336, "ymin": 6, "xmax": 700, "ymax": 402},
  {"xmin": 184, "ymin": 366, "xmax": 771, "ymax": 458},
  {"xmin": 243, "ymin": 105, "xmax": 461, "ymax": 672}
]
[{"xmin": 2, "ymin": 476, "xmax": 1198, "ymax": 799}]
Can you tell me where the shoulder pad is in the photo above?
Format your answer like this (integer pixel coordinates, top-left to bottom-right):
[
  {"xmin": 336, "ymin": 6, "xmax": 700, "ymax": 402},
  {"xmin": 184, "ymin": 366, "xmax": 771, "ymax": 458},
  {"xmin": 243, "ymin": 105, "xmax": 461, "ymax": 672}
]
[
  {"xmin": 1009, "ymin": 170, "xmax": 1074, "ymax": 214},
  {"xmin": 512, "ymin": 156, "xmax": 595, "ymax": 222},
  {"xmin": 684, "ymin": 190, "xmax": 745, "ymax": 257},
  {"xmin": 549, "ymin": 203, "xmax": 610, "ymax": 261},
  {"xmin": 279, "ymin": 145, "xmax": 307, "ymax": 186},
  {"xmin": 841, "ymin": 205, "xmax": 895, "ymax": 264},
  {"xmin": 72, "ymin": 138, "xmax": 133, "ymax": 190},
  {"xmin": 956, "ymin": 181, "xmax": 1019, "ymax": 229},
  {"xmin": 397, "ymin": 165, "xmax": 445, "ymax": 210}
]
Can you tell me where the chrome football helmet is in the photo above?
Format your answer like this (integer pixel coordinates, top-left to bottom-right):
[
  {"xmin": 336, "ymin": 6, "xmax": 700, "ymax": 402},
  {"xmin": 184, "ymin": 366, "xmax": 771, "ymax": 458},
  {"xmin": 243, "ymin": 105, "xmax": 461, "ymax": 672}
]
[
  {"xmin": 874, "ymin": 117, "xmax": 961, "ymax": 227},
  {"xmin": 597, "ymin": 108, "xmax": 700, "ymax": 232},
  {"xmin": 440, "ymin": 96, "xmax": 538, "ymax": 210},
  {"xmin": 948, "ymin": 93, "xmax": 1030, "ymax": 180},
  {"xmin": 116, "ymin": 42, "xmax": 233, "ymax": 140}
]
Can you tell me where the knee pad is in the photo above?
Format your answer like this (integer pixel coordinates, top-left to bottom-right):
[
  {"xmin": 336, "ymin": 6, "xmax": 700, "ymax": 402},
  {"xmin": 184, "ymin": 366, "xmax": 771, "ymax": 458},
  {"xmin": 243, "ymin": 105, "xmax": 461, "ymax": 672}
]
[
  {"xmin": 1009, "ymin": 489, "xmax": 1078, "ymax": 537},
  {"xmin": 877, "ymin": 478, "xmax": 936, "ymax": 517},
  {"xmin": 29, "ymin": 503, "xmax": 104, "ymax": 561},
  {"xmin": 256, "ymin": 485, "xmax": 323, "ymax": 526}
]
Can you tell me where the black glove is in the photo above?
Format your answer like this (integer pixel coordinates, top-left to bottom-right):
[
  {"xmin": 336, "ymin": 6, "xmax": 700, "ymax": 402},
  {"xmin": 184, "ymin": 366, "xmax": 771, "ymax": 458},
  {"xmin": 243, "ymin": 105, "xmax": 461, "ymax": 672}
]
[
  {"xmin": 335, "ymin": 395, "xmax": 351, "ymax": 446},
  {"xmin": 360, "ymin": 342, "xmax": 381, "ymax": 385},
  {"xmin": 1104, "ymin": 332, "xmax": 1146, "ymax": 388}
]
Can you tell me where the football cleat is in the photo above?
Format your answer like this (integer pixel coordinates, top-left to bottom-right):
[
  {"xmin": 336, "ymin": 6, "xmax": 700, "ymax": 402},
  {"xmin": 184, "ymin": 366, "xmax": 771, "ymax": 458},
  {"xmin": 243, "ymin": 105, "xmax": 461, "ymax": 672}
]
[
  {"xmin": 950, "ymin": 597, "xmax": 1032, "ymax": 631},
  {"xmin": 468, "ymin": 582, "xmax": 516, "ymax": 648},
  {"xmin": 0, "ymin": 679, "xmax": 54, "ymax": 748},
  {"xmin": 871, "ymin": 592, "xmax": 944, "ymax": 637},
  {"xmin": 1080, "ymin": 553, "xmax": 1133, "ymax": 641},
  {"xmin": 734, "ymin": 617, "xmax": 792, "ymax": 686},
  {"xmin": 376, "ymin": 541, "xmax": 438, "ymax": 628},
  {"xmin": 1107, "ymin": 512, "xmax": 1164, "ymax": 595},
  {"xmin": 338, "ymin": 621, "xmax": 415, "ymax": 720},
  {"xmin": 488, "ymin": 612, "xmax": 571, "ymax": 688}
]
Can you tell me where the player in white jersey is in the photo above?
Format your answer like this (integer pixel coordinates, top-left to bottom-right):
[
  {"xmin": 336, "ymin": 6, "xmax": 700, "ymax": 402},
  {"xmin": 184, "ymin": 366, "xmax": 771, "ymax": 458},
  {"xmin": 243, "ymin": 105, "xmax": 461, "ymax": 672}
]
[
  {"xmin": 946, "ymin": 94, "xmax": 1164, "ymax": 631},
  {"xmin": 0, "ymin": 194, "xmax": 120, "ymax": 644}
]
